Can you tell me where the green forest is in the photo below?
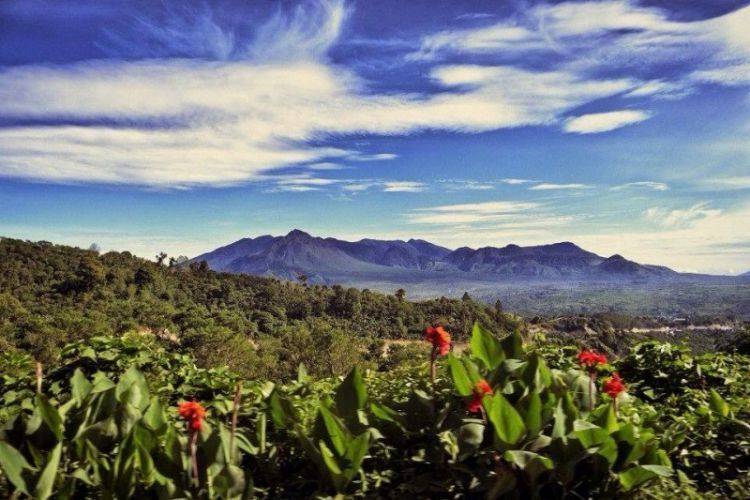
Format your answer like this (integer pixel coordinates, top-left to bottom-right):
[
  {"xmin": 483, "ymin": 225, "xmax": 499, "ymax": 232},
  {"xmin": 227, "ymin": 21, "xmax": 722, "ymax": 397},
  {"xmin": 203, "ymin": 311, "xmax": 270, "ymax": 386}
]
[{"xmin": 1, "ymin": 237, "xmax": 748, "ymax": 498}]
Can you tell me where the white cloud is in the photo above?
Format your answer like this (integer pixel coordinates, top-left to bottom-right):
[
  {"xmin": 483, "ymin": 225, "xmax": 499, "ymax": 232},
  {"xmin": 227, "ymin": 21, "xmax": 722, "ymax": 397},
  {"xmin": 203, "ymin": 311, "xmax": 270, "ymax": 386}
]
[
  {"xmin": 418, "ymin": 201, "xmax": 539, "ymax": 213},
  {"xmin": 643, "ymin": 202, "xmax": 721, "ymax": 228},
  {"xmin": 564, "ymin": 110, "xmax": 652, "ymax": 134},
  {"xmin": 307, "ymin": 162, "xmax": 347, "ymax": 170},
  {"xmin": 704, "ymin": 176, "xmax": 750, "ymax": 190},
  {"xmin": 439, "ymin": 179, "xmax": 495, "ymax": 191},
  {"xmin": 411, "ymin": 1, "xmax": 750, "ymax": 99},
  {"xmin": 246, "ymin": 0, "xmax": 348, "ymax": 62},
  {"xmin": 501, "ymin": 178, "xmax": 535, "ymax": 185},
  {"xmin": 0, "ymin": 57, "xmax": 635, "ymax": 186},
  {"xmin": 348, "ymin": 153, "xmax": 398, "ymax": 161},
  {"xmin": 342, "ymin": 182, "xmax": 376, "ymax": 192},
  {"xmin": 407, "ymin": 200, "xmax": 576, "ymax": 230},
  {"xmin": 611, "ymin": 181, "xmax": 669, "ymax": 191},
  {"xmin": 625, "ymin": 80, "xmax": 690, "ymax": 100},
  {"xmin": 691, "ymin": 62, "xmax": 750, "ymax": 87},
  {"xmin": 529, "ymin": 183, "xmax": 592, "ymax": 191},
  {"xmin": 382, "ymin": 181, "xmax": 426, "ymax": 192},
  {"xmin": 2, "ymin": 1, "xmax": 747, "ymax": 188}
]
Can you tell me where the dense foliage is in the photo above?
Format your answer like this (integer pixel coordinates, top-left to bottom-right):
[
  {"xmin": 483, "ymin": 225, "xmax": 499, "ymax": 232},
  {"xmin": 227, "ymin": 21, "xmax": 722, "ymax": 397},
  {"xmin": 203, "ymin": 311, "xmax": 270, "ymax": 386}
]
[
  {"xmin": 0, "ymin": 237, "xmax": 516, "ymax": 379},
  {"xmin": 1, "ymin": 325, "xmax": 748, "ymax": 499}
]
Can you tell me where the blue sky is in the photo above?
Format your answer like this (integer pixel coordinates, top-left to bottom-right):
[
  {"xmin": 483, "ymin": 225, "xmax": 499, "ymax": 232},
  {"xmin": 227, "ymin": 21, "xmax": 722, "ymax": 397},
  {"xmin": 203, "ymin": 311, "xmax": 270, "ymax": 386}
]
[{"xmin": 0, "ymin": 0, "xmax": 749, "ymax": 274}]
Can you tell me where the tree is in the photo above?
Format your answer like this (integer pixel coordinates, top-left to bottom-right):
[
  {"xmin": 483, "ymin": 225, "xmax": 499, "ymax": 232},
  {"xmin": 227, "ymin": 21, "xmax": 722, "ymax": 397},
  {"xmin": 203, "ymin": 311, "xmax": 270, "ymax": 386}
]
[
  {"xmin": 88, "ymin": 243, "xmax": 101, "ymax": 254},
  {"xmin": 155, "ymin": 252, "xmax": 168, "ymax": 266},
  {"xmin": 395, "ymin": 289, "xmax": 406, "ymax": 302},
  {"xmin": 462, "ymin": 291, "xmax": 471, "ymax": 302},
  {"xmin": 495, "ymin": 299, "xmax": 504, "ymax": 315}
]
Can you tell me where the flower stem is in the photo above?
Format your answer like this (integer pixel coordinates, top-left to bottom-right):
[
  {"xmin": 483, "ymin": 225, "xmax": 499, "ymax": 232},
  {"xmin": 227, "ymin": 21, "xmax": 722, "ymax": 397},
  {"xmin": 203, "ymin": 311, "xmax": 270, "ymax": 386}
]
[
  {"xmin": 229, "ymin": 382, "xmax": 242, "ymax": 462},
  {"xmin": 430, "ymin": 346, "xmax": 437, "ymax": 387},
  {"xmin": 35, "ymin": 362, "xmax": 43, "ymax": 394},
  {"xmin": 588, "ymin": 371, "xmax": 595, "ymax": 411},
  {"xmin": 189, "ymin": 429, "xmax": 199, "ymax": 485}
]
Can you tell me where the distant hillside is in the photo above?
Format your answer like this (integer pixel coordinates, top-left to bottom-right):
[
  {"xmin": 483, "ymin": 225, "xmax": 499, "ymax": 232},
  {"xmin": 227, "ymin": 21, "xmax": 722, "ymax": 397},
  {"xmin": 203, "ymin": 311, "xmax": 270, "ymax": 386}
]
[
  {"xmin": 0, "ymin": 236, "xmax": 515, "ymax": 379},
  {"xmin": 194, "ymin": 230, "xmax": 732, "ymax": 285}
]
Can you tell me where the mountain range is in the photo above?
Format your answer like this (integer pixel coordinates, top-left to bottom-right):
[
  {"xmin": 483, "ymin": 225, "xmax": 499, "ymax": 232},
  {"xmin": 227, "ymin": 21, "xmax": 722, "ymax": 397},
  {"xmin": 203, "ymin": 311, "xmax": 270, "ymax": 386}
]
[{"xmin": 193, "ymin": 230, "xmax": 745, "ymax": 286}]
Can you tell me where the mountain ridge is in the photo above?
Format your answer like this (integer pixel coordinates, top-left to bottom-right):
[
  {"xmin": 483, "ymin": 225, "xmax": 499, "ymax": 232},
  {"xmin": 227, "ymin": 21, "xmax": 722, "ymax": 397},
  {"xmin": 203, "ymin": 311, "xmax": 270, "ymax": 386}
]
[{"xmin": 192, "ymin": 229, "xmax": 739, "ymax": 286}]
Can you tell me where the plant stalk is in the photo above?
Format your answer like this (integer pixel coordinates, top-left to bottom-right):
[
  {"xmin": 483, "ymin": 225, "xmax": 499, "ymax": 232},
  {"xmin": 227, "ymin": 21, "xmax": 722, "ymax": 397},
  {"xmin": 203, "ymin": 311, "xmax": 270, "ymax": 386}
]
[
  {"xmin": 430, "ymin": 346, "xmax": 437, "ymax": 386},
  {"xmin": 35, "ymin": 362, "xmax": 43, "ymax": 394},
  {"xmin": 230, "ymin": 382, "xmax": 242, "ymax": 462},
  {"xmin": 190, "ymin": 429, "xmax": 199, "ymax": 486}
]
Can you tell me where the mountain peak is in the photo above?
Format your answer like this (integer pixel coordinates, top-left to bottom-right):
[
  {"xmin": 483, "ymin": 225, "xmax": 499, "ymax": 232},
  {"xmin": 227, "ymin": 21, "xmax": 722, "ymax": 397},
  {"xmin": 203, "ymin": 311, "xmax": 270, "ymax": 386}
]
[
  {"xmin": 285, "ymin": 229, "xmax": 312, "ymax": 239},
  {"xmin": 191, "ymin": 230, "xmax": 705, "ymax": 285}
]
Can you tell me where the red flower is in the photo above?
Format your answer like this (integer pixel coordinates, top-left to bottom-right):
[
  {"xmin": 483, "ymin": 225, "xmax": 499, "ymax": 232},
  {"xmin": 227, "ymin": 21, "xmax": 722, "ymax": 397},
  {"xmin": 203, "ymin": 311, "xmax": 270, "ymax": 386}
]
[
  {"xmin": 603, "ymin": 373, "xmax": 626, "ymax": 398},
  {"xmin": 468, "ymin": 379, "xmax": 492, "ymax": 413},
  {"xmin": 424, "ymin": 325, "xmax": 451, "ymax": 356},
  {"xmin": 178, "ymin": 401, "xmax": 206, "ymax": 431},
  {"xmin": 577, "ymin": 350, "xmax": 607, "ymax": 369}
]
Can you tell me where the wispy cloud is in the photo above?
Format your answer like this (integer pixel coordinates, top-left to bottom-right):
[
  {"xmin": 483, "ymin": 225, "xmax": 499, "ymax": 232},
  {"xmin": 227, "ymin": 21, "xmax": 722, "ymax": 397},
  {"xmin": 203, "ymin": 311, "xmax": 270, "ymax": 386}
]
[
  {"xmin": 564, "ymin": 110, "xmax": 652, "ymax": 134},
  {"xmin": 500, "ymin": 178, "xmax": 535, "ymax": 185},
  {"xmin": 382, "ymin": 181, "xmax": 426, "ymax": 192},
  {"xmin": 406, "ymin": 200, "xmax": 581, "ymax": 233},
  {"xmin": 348, "ymin": 153, "xmax": 398, "ymax": 162},
  {"xmin": 643, "ymin": 202, "xmax": 721, "ymax": 228},
  {"xmin": 529, "ymin": 183, "xmax": 593, "ymax": 191},
  {"xmin": 247, "ymin": 0, "xmax": 347, "ymax": 62},
  {"xmin": 702, "ymin": 176, "xmax": 750, "ymax": 191},
  {"xmin": 439, "ymin": 179, "xmax": 495, "ymax": 191},
  {"xmin": 611, "ymin": 181, "xmax": 669, "ymax": 191},
  {"xmin": 307, "ymin": 162, "xmax": 348, "ymax": 170}
]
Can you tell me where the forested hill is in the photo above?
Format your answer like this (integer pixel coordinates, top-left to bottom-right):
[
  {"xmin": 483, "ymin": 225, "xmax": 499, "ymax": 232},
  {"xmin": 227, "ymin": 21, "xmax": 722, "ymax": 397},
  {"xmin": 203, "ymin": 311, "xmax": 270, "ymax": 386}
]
[{"xmin": 0, "ymin": 237, "xmax": 517, "ymax": 378}]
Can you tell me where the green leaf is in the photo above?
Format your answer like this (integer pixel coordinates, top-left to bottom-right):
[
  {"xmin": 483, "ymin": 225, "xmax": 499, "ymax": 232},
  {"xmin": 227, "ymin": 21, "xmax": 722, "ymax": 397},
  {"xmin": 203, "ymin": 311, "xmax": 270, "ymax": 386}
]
[
  {"xmin": 344, "ymin": 432, "xmax": 371, "ymax": 478},
  {"xmin": 619, "ymin": 464, "xmax": 672, "ymax": 492},
  {"xmin": 71, "ymin": 368, "xmax": 92, "ymax": 405},
  {"xmin": 35, "ymin": 394, "xmax": 64, "ymax": 440},
  {"xmin": 503, "ymin": 450, "xmax": 553, "ymax": 484},
  {"xmin": 33, "ymin": 442, "xmax": 62, "ymax": 500},
  {"xmin": 0, "ymin": 442, "xmax": 33, "ymax": 495},
  {"xmin": 370, "ymin": 402, "xmax": 406, "ymax": 431},
  {"xmin": 470, "ymin": 323, "xmax": 505, "ymax": 369},
  {"xmin": 334, "ymin": 366, "xmax": 367, "ymax": 422},
  {"xmin": 268, "ymin": 391, "xmax": 298, "ymax": 429},
  {"xmin": 485, "ymin": 392, "xmax": 526, "ymax": 446},
  {"xmin": 318, "ymin": 405, "xmax": 350, "ymax": 457},
  {"xmin": 115, "ymin": 366, "xmax": 149, "ymax": 411},
  {"xmin": 709, "ymin": 389, "xmax": 730, "ymax": 418},
  {"xmin": 448, "ymin": 353, "xmax": 473, "ymax": 396},
  {"xmin": 594, "ymin": 403, "xmax": 619, "ymax": 433},
  {"xmin": 520, "ymin": 392, "xmax": 542, "ymax": 435},
  {"xmin": 522, "ymin": 353, "xmax": 552, "ymax": 390},
  {"xmin": 142, "ymin": 397, "xmax": 166, "ymax": 431},
  {"xmin": 573, "ymin": 420, "xmax": 609, "ymax": 448},
  {"xmin": 456, "ymin": 422, "xmax": 485, "ymax": 458},
  {"xmin": 500, "ymin": 329, "xmax": 524, "ymax": 359}
]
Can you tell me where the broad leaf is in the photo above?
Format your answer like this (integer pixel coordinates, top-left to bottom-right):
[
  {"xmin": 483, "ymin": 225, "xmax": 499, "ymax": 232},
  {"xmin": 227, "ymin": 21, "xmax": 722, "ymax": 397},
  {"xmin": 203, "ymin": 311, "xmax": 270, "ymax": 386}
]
[
  {"xmin": 619, "ymin": 464, "xmax": 672, "ymax": 492},
  {"xmin": 470, "ymin": 323, "xmax": 504, "ymax": 369},
  {"xmin": 485, "ymin": 392, "xmax": 526, "ymax": 446},
  {"xmin": 335, "ymin": 367, "xmax": 367, "ymax": 422},
  {"xmin": 34, "ymin": 442, "xmax": 62, "ymax": 500},
  {"xmin": 0, "ymin": 442, "xmax": 33, "ymax": 495},
  {"xmin": 448, "ymin": 353, "xmax": 473, "ymax": 396}
]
